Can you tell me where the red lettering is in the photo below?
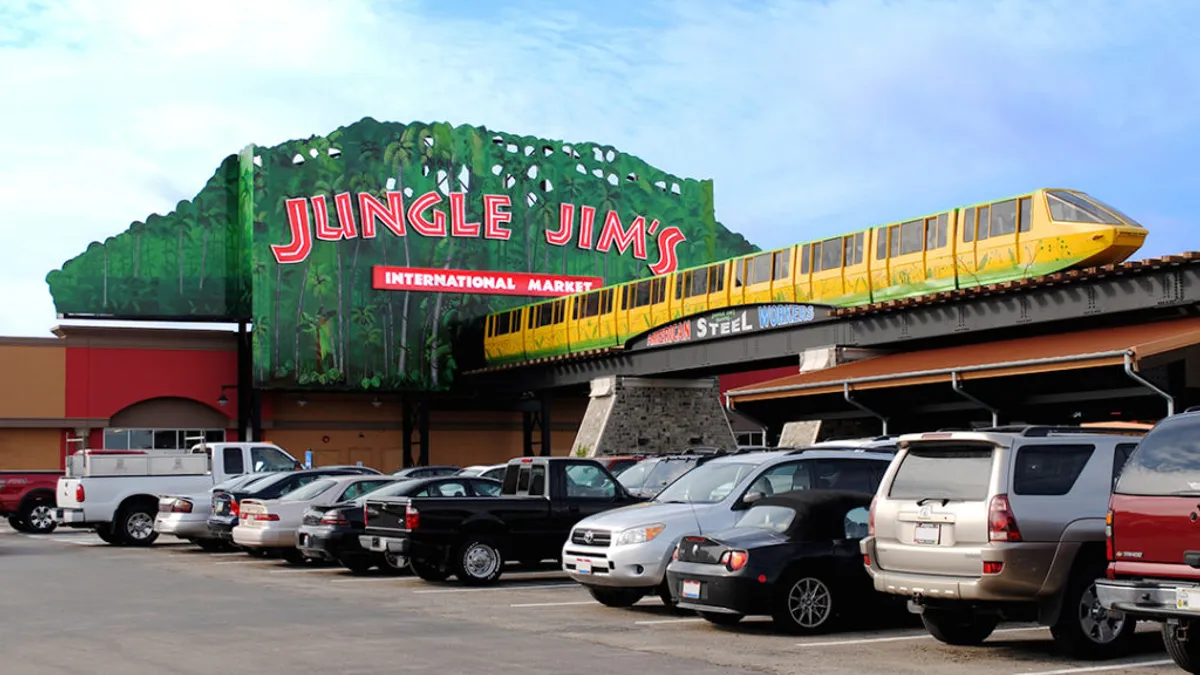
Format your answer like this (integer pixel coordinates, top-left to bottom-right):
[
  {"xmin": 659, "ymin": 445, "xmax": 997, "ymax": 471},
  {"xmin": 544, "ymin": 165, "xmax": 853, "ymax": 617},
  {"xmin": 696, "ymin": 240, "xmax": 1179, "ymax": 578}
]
[
  {"xmin": 313, "ymin": 194, "xmax": 342, "ymax": 241},
  {"xmin": 596, "ymin": 212, "xmax": 648, "ymax": 259},
  {"xmin": 332, "ymin": 192, "xmax": 358, "ymax": 238},
  {"xmin": 576, "ymin": 205, "xmax": 596, "ymax": 250},
  {"xmin": 359, "ymin": 191, "xmax": 406, "ymax": 238},
  {"xmin": 271, "ymin": 198, "xmax": 312, "ymax": 263},
  {"xmin": 406, "ymin": 191, "xmax": 447, "ymax": 237},
  {"xmin": 546, "ymin": 203, "xmax": 573, "ymax": 246},
  {"xmin": 483, "ymin": 194, "xmax": 512, "ymax": 240},
  {"xmin": 649, "ymin": 226, "xmax": 687, "ymax": 275},
  {"xmin": 449, "ymin": 192, "xmax": 480, "ymax": 237}
]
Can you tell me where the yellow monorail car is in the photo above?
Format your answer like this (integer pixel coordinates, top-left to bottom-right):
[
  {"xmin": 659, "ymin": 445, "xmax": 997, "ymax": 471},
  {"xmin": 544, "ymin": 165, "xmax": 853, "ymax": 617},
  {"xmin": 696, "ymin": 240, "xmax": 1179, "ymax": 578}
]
[{"xmin": 484, "ymin": 188, "xmax": 1146, "ymax": 366}]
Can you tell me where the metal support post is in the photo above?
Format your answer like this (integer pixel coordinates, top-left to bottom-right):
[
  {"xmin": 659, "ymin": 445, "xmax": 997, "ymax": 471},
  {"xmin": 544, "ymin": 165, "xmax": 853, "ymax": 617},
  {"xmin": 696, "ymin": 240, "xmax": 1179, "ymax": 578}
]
[
  {"xmin": 951, "ymin": 372, "xmax": 1000, "ymax": 426},
  {"xmin": 1124, "ymin": 352, "xmax": 1175, "ymax": 416},
  {"xmin": 843, "ymin": 382, "xmax": 889, "ymax": 435}
]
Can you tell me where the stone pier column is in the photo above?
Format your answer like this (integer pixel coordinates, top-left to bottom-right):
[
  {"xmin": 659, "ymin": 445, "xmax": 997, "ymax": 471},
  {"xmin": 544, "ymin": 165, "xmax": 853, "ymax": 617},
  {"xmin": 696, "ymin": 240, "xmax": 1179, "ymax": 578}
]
[{"xmin": 572, "ymin": 376, "xmax": 736, "ymax": 457}]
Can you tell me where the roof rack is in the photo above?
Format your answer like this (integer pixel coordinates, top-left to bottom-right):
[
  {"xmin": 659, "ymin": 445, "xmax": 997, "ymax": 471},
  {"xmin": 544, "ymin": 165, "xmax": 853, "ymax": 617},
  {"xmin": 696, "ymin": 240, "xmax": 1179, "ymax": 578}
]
[{"xmin": 975, "ymin": 425, "xmax": 1147, "ymax": 437}]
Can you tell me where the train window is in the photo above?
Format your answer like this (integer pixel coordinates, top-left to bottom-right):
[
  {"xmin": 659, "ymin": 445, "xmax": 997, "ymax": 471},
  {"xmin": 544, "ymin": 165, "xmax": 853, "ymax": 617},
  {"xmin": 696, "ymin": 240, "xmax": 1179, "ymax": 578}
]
[
  {"xmin": 620, "ymin": 286, "xmax": 629, "ymax": 310},
  {"xmin": 633, "ymin": 280, "xmax": 651, "ymax": 307},
  {"xmin": 1018, "ymin": 197, "xmax": 1032, "ymax": 232},
  {"xmin": 773, "ymin": 249, "xmax": 791, "ymax": 280},
  {"xmin": 675, "ymin": 273, "xmax": 686, "ymax": 299},
  {"xmin": 578, "ymin": 292, "xmax": 601, "ymax": 318},
  {"xmin": 601, "ymin": 289, "xmax": 614, "ymax": 313},
  {"xmin": 751, "ymin": 253, "xmax": 772, "ymax": 284},
  {"xmin": 709, "ymin": 264, "xmax": 725, "ymax": 293},
  {"xmin": 963, "ymin": 208, "xmax": 976, "ymax": 242},
  {"xmin": 801, "ymin": 244, "xmax": 811, "ymax": 274},
  {"xmin": 899, "ymin": 220, "xmax": 923, "ymax": 255},
  {"xmin": 854, "ymin": 232, "xmax": 864, "ymax": 264},
  {"xmin": 511, "ymin": 309, "xmax": 522, "ymax": 332},
  {"xmin": 733, "ymin": 259, "xmax": 745, "ymax": 287},
  {"xmin": 485, "ymin": 315, "xmax": 493, "ymax": 338},
  {"xmin": 820, "ymin": 237, "xmax": 842, "ymax": 271},
  {"xmin": 527, "ymin": 307, "xmax": 536, "ymax": 329},
  {"xmin": 937, "ymin": 214, "xmax": 948, "ymax": 248},
  {"xmin": 875, "ymin": 228, "xmax": 887, "ymax": 260},
  {"xmin": 976, "ymin": 205, "xmax": 990, "ymax": 241},
  {"xmin": 889, "ymin": 225, "xmax": 900, "ymax": 258},
  {"xmin": 553, "ymin": 299, "xmax": 565, "ymax": 323},
  {"xmin": 842, "ymin": 237, "xmax": 854, "ymax": 268},
  {"xmin": 1047, "ymin": 190, "xmax": 1119, "ymax": 224},
  {"xmin": 925, "ymin": 217, "xmax": 938, "ymax": 250},
  {"xmin": 652, "ymin": 277, "xmax": 667, "ymax": 304},
  {"xmin": 990, "ymin": 200, "xmax": 1017, "ymax": 236},
  {"xmin": 691, "ymin": 267, "xmax": 709, "ymax": 297},
  {"xmin": 811, "ymin": 241, "xmax": 823, "ymax": 271},
  {"xmin": 495, "ymin": 311, "xmax": 510, "ymax": 335}
]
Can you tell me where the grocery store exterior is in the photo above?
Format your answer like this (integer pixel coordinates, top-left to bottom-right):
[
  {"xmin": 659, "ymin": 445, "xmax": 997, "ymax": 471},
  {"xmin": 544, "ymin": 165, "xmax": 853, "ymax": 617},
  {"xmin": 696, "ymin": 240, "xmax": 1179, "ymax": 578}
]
[{"xmin": 0, "ymin": 118, "xmax": 776, "ymax": 471}]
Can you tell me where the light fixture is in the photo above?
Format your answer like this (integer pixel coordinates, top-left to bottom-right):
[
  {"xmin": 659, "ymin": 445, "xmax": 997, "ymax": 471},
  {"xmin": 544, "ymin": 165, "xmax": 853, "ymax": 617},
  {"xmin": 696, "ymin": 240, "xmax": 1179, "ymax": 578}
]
[
  {"xmin": 217, "ymin": 384, "xmax": 236, "ymax": 408},
  {"xmin": 297, "ymin": 397, "xmax": 308, "ymax": 407},
  {"xmin": 371, "ymin": 397, "xmax": 382, "ymax": 408}
]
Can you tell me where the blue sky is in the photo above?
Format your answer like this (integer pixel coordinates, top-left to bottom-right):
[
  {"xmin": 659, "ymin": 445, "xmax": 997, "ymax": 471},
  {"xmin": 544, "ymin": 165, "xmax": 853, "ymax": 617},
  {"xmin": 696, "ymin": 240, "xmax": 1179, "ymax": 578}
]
[{"xmin": 0, "ymin": 0, "xmax": 1197, "ymax": 336}]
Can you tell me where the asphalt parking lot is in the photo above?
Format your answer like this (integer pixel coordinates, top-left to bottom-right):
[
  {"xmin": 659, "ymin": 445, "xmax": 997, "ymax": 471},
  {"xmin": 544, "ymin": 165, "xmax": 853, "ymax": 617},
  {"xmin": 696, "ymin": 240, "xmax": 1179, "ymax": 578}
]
[{"xmin": 0, "ymin": 526, "xmax": 1180, "ymax": 675}]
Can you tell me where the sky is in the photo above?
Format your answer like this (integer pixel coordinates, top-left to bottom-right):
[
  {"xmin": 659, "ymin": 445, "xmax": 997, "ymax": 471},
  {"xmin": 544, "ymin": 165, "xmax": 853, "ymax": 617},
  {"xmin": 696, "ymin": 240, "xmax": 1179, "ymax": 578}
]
[{"xmin": 0, "ymin": 0, "xmax": 1197, "ymax": 337}]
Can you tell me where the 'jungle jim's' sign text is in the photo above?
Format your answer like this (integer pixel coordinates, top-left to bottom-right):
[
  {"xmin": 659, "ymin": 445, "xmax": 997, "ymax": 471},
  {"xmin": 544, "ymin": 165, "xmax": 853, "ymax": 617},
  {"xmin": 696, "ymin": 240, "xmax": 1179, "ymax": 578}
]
[{"xmin": 270, "ymin": 189, "xmax": 688, "ymax": 275}]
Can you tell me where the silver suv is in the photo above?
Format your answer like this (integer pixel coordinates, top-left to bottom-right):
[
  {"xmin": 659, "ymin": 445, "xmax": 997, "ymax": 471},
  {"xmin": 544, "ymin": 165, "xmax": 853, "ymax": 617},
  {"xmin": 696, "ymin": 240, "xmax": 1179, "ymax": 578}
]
[
  {"xmin": 861, "ymin": 425, "xmax": 1145, "ymax": 659},
  {"xmin": 563, "ymin": 437, "xmax": 898, "ymax": 609}
]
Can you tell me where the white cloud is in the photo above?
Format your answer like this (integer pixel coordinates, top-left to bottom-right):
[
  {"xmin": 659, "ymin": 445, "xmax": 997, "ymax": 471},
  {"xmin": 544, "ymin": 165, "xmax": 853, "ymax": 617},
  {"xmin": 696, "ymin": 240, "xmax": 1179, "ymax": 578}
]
[{"xmin": 0, "ymin": 0, "xmax": 1196, "ymax": 336}]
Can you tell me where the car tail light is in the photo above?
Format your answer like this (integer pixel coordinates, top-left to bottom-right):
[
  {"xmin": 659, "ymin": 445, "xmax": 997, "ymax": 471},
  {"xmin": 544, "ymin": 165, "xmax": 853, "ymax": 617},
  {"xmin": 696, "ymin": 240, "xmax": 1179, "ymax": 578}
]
[
  {"xmin": 672, "ymin": 545, "xmax": 679, "ymax": 561},
  {"xmin": 863, "ymin": 554, "xmax": 871, "ymax": 567},
  {"xmin": 983, "ymin": 561, "xmax": 1004, "ymax": 575},
  {"xmin": 321, "ymin": 511, "xmax": 348, "ymax": 525},
  {"xmin": 173, "ymin": 499, "xmax": 193, "ymax": 514},
  {"xmin": 75, "ymin": 484, "xmax": 85, "ymax": 502},
  {"xmin": 363, "ymin": 504, "xmax": 369, "ymax": 525},
  {"xmin": 230, "ymin": 500, "xmax": 240, "ymax": 517},
  {"xmin": 988, "ymin": 494, "xmax": 1021, "ymax": 542},
  {"xmin": 1105, "ymin": 501, "xmax": 1114, "ymax": 562},
  {"xmin": 868, "ymin": 496, "xmax": 876, "ymax": 536},
  {"xmin": 405, "ymin": 505, "xmax": 419, "ymax": 530},
  {"xmin": 719, "ymin": 550, "xmax": 749, "ymax": 572}
]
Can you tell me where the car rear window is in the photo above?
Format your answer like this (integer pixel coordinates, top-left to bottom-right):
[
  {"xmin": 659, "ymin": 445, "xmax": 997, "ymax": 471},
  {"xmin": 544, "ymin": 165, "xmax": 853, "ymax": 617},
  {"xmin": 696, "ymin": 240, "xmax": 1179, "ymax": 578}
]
[
  {"xmin": 1115, "ymin": 417, "xmax": 1200, "ymax": 496},
  {"xmin": 888, "ymin": 445, "xmax": 994, "ymax": 501}
]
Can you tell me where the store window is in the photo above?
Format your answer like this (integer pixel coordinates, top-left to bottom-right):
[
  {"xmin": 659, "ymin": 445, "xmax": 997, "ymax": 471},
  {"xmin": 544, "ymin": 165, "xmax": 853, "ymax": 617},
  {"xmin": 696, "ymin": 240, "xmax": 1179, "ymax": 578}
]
[{"xmin": 103, "ymin": 428, "xmax": 225, "ymax": 450}]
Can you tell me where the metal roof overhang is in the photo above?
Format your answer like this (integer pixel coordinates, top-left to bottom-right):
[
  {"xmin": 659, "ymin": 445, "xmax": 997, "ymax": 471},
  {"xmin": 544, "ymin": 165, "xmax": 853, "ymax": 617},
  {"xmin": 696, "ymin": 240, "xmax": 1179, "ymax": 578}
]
[{"xmin": 727, "ymin": 317, "xmax": 1200, "ymax": 428}]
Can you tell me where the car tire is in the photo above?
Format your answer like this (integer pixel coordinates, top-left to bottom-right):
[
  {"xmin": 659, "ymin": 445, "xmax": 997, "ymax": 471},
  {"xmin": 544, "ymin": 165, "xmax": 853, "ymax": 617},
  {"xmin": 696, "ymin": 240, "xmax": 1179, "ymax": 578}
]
[
  {"xmin": 196, "ymin": 539, "xmax": 227, "ymax": 553},
  {"xmin": 454, "ymin": 536, "xmax": 504, "ymax": 585},
  {"xmin": 8, "ymin": 515, "xmax": 31, "ymax": 533},
  {"xmin": 587, "ymin": 586, "xmax": 644, "ymax": 608},
  {"xmin": 699, "ymin": 611, "xmax": 744, "ymax": 626},
  {"xmin": 657, "ymin": 580, "xmax": 688, "ymax": 614},
  {"xmin": 411, "ymin": 558, "xmax": 451, "ymax": 582},
  {"xmin": 342, "ymin": 558, "xmax": 374, "ymax": 575},
  {"xmin": 772, "ymin": 570, "xmax": 840, "ymax": 635},
  {"xmin": 1050, "ymin": 562, "xmax": 1136, "ymax": 659},
  {"xmin": 382, "ymin": 551, "xmax": 407, "ymax": 573},
  {"xmin": 920, "ymin": 608, "xmax": 999, "ymax": 645},
  {"xmin": 19, "ymin": 498, "xmax": 57, "ymax": 534},
  {"xmin": 1163, "ymin": 619, "xmax": 1200, "ymax": 673},
  {"xmin": 94, "ymin": 524, "xmax": 120, "ymax": 544},
  {"xmin": 114, "ymin": 502, "xmax": 159, "ymax": 547},
  {"xmin": 281, "ymin": 549, "xmax": 308, "ymax": 565}
]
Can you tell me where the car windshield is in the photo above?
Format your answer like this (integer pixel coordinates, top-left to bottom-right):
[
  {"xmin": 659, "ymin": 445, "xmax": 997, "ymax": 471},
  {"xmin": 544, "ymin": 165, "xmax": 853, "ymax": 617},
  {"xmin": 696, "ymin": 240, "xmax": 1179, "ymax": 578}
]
[
  {"xmin": 736, "ymin": 505, "xmax": 796, "ymax": 533},
  {"xmin": 1047, "ymin": 189, "xmax": 1121, "ymax": 225},
  {"xmin": 654, "ymin": 462, "xmax": 758, "ymax": 504},
  {"xmin": 279, "ymin": 478, "xmax": 337, "ymax": 501},
  {"xmin": 640, "ymin": 459, "xmax": 699, "ymax": 496},
  {"xmin": 352, "ymin": 479, "xmax": 427, "ymax": 502}
]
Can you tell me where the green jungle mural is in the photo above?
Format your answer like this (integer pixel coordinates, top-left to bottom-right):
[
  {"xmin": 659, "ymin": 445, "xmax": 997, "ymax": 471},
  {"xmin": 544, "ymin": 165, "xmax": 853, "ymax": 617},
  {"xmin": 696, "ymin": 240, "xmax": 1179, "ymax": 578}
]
[{"xmin": 47, "ymin": 117, "xmax": 758, "ymax": 392}]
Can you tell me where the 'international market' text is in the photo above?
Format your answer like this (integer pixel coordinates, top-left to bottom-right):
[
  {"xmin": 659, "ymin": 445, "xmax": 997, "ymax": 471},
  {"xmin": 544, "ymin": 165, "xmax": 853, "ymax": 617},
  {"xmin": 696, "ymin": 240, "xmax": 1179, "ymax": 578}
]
[
  {"xmin": 371, "ymin": 266, "xmax": 603, "ymax": 297},
  {"xmin": 271, "ymin": 189, "xmax": 688, "ymax": 275}
]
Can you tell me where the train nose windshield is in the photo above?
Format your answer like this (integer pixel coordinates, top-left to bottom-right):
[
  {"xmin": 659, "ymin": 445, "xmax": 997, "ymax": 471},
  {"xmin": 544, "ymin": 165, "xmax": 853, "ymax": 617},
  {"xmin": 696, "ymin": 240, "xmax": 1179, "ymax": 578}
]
[{"xmin": 1047, "ymin": 190, "xmax": 1139, "ymax": 227}]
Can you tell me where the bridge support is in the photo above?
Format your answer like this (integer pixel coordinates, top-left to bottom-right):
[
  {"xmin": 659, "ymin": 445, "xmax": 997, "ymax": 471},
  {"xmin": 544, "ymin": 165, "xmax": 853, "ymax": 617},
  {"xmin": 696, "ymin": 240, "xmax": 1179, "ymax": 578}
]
[
  {"xmin": 519, "ymin": 394, "xmax": 552, "ymax": 457},
  {"xmin": 572, "ymin": 376, "xmax": 736, "ymax": 457}
]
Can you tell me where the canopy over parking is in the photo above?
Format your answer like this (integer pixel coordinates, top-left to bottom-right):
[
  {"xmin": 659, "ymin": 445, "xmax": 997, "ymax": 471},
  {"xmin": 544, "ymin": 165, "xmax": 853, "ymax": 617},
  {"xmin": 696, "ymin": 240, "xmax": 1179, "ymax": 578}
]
[{"xmin": 727, "ymin": 316, "xmax": 1200, "ymax": 434}]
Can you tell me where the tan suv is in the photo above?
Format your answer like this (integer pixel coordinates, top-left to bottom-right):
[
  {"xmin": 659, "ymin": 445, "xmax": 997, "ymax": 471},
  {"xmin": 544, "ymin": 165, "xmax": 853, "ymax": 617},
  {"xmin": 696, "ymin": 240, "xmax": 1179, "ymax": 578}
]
[{"xmin": 860, "ymin": 425, "xmax": 1144, "ymax": 659}]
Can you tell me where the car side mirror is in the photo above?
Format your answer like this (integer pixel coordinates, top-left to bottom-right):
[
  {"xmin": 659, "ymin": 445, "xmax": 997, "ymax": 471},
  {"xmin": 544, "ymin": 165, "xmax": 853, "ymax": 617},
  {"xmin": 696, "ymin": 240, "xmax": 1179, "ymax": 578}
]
[{"xmin": 740, "ymin": 491, "xmax": 765, "ymax": 507}]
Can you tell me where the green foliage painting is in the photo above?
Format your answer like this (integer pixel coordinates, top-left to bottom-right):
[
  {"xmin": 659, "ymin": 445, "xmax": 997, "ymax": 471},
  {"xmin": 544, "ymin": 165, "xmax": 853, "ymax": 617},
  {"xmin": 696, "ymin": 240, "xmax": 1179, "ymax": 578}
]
[{"xmin": 47, "ymin": 117, "xmax": 758, "ymax": 392}]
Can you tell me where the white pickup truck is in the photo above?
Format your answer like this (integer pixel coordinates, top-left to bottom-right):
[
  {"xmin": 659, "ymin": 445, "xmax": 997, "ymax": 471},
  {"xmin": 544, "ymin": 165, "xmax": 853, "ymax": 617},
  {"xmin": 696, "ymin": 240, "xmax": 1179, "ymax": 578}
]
[{"xmin": 55, "ymin": 442, "xmax": 300, "ymax": 546}]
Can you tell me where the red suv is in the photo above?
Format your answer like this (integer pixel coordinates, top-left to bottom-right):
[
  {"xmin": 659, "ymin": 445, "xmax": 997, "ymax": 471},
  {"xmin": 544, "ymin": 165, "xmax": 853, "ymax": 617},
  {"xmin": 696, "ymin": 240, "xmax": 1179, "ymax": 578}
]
[{"xmin": 1096, "ymin": 411, "xmax": 1200, "ymax": 672}]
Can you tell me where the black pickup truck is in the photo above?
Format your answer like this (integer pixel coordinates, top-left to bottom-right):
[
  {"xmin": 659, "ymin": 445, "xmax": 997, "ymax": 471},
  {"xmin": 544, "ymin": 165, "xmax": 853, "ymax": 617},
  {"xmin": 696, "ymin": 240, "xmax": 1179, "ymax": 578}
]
[{"xmin": 360, "ymin": 457, "xmax": 643, "ymax": 585}]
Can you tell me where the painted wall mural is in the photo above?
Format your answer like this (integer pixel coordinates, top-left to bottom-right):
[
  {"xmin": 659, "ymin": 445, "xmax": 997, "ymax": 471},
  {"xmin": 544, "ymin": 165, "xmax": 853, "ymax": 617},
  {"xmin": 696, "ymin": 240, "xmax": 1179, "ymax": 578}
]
[{"xmin": 47, "ymin": 117, "xmax": 758, "ymax": 392}]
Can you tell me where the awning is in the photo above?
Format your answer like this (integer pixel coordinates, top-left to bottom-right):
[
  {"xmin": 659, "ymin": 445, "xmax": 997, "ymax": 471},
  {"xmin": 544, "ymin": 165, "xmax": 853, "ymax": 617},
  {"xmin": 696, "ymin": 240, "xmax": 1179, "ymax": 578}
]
[{"xmin": 727, "ymin": 317, "xmax": 1200, "ymax": 409}]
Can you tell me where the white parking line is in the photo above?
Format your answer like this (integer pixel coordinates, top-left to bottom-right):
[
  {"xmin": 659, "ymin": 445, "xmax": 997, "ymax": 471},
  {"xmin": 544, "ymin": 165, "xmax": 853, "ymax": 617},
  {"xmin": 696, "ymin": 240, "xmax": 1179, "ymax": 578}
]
[
  {"xmin": 796, "ymin": 626, "xmax": 1046, "ymax": 648},
  {"xmin": 413, "ymin": 583, "xmax": 576, "ymax": 594},
  {"xmin": 634, "ymin": 617, "xmax": 706, "ymax": 625},
  {"xmin": 215, "ymin": 559, "xmax": 275, "ymax": 565},
  {"xmin": 1011, "ymin": 660, "xmax": 1173, "ymax": 675},
  {"xmin": 329, "ymin": 577, "xmax": 402, "ymax": 584},
  {"xmin": 510, "ymin": 600, "xmax": 596, "ymax": 608},
  {"xmin": 268, "ymin": 568, "xmax": 348, "ymax": 575},
  {"xmin": 174, "ymin": 552, "xmax": 243, "ymax": 557}
]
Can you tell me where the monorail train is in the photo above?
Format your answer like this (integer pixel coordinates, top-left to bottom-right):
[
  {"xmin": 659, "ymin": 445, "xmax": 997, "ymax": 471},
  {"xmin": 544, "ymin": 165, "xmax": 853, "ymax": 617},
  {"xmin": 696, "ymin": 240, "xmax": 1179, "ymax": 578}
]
[{"xmin": 483, "ymin": 188, "xmax": 1147, "ymax": 366}]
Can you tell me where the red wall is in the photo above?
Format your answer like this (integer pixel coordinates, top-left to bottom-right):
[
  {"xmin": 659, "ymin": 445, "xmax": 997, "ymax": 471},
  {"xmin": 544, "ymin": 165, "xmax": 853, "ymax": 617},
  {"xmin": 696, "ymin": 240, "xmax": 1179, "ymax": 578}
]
[
  {"xmin": 719, "ymin": 366, "xmax": 797, "ymax": 395},
  {"xmin": 65, "ymin": 347, "xmax": 238, "ymax": 423}
]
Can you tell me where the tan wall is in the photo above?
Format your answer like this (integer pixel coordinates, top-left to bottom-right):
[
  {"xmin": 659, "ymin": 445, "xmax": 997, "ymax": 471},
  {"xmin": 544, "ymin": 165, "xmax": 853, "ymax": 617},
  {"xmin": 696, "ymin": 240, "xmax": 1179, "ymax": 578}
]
[
  {"xmin": 0, "ymin": 429, "xmax": 62, "ymax": 470},
  {"xmin": 0, "ymin": 344, "xmax": 65, "ymax": 419}
]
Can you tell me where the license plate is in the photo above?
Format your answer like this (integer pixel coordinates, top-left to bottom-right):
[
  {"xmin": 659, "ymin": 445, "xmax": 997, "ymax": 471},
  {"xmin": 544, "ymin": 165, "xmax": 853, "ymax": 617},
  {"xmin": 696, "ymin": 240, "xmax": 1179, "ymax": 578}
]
[
  {"xmin": 682, "ymin": 580, "xmax": 701, "ymax": 599},
  {"xmin": 1176, "ymin": 588, "xmax": 1200, "ymax": 611},
  {"xmin": 914, "ymin": 522, "xmax": 941, "ymax": 545},
  {"xmin": 576, "ymin": 558, "xmax": 592, "ymax": 575},
  {"xmin": 370, "ymin": 537, "xmax": 383, "ymax": 551}
]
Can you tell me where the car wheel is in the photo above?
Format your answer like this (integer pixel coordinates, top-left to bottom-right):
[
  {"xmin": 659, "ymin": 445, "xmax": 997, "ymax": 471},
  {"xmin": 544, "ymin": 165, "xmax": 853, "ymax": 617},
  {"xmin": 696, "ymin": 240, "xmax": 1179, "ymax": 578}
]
[
  {"xmin": 281, "ymin": 549, "xmax": 308, "ymax": 565},
  {"xmin": 115, "ymin": 504, "xmax": 159, "ymax": 547},
  {"xmin": 94, "ymin": 524, "xmax": 119, "ymax": 544},
  {"xmin": 1163, "ymin": 618, "xmax": 1200, "ymax": 672},
  {"xmin": 454, "ymin": 536, "xmax": 504, "ymax": 585},
  {"xmin": 20, "ymin": 498, "xmax": 57, "ymax": 534},
  {"xmin": 699, "ymin": 611, "xmax": 744, "ymax": 626},
  {"xmin": 1050, "ymin": 562, "xmax": 1136, "ymax": 659},
  {"xmin": 341, "ymin": 558, "xmax": 374, "ymax": 575},
  {"xmin": 920, "ymin": 608, "xmax": 999, "ymax": 645},
  {"xmin": 411, "ymin": 558, "xmax": 451, "ymax": 582},
  {"xmin": 772, "ymin": 571, "xmax": 839, "ymax": 634},
  {"xmin": 587, "ymin": 586, "xmax": 644, "ymax": 608},
  {"xmin": 8, "ymin": 515, "xmax": 31, "ymax": 533},
  {"xmin": 382, "ymin": 551, "xmax": 408, "ymax": 572}
]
